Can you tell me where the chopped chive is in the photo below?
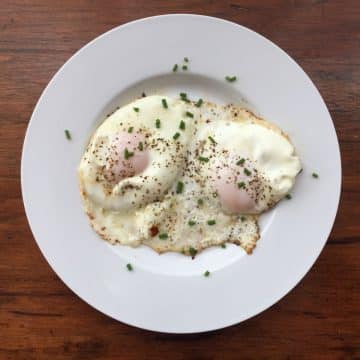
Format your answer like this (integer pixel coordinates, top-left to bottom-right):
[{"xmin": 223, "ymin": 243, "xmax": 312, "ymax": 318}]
[
  {"xmin": 241, "ymin": 216, "xmax": 246, "ymax": 222},
  {"xmin": 184, "ymin": 57, "xmax": 189, "ymax": 62},
  {"xmin": 161, "ymin": 98, "xmax": 168, "ymax": 109},
  {"xmin": 159, "ymin": 233, "xmax": 168, "ymax": 240},
  {"xmin": 204, "ymin": 270, "xmax": 210, "ymax": 277},
  {"xmin": 207, "ymin": 219, "xmax": 216, "ymax": 226},
  {"xmin": 237, "ymin": 158, "xmax": 245, "ymax": 166},
  {"xmin": 124, "ymin": 148, "xmax": 134, "ymax": 160},
  {"xmin": 197, "ymin": 198, "xmax": 204, "ymax": 206},
  {"xmin": 64, "ymin": 129, "xmax": 71, "ymax": 140},
  {"xmin": 133, "ymin": 107, "xmax": 139, "ymax": 112},
  {"xmin": 286, "ymin": 194, "xmax": 292, "ymax": 200},
  {"xmin": 180, "ymin": 94, "xmax": 190, "ymax": 103},
  {"xmin": 221, "ymin": 243, "xmax": 226, "ymax": 249},
  {"xmin": 225, "ymin": 75, "xmax": 237, "ymax": 82},
  {"xmin": 180, "ymin": 92, "xmax": 188, "ymax": 100},
  {"xmin": 173, "ymin": 132, "xmax": 180, "ymax": 140},
  {"xmin": 238, "ymin": 182, "xmax": 245, "ymax": 189},
  {"xmin": 208, "ymin": 136, "xmax": 216, "ymax": 144},
  {"xmin": 185, "ymin": 111, "xmax": 194, "ymax": 118},
  {"xmin": 182, "ymin": 65, "xmax": 188, "ymax": 71},
  {"xmin": 155, "ymin": 118, "xmax": 161, "ymax": 128},
  {"xmin": 188, "ymin": 220, "xmax": 196, "ymax": 226},
  {"xmin": 176, "ymin": 181, "xmax": 184, "ymax": 194},
  {"xmin": 126, "ymin": 263, "xmax": 133, "ymax": 271},
  {"xmin": 189, "ymin": 247, "xmax": 197, "ymax": 257},
  {"xmin": 138, "ymin": 142, "xmax": 144, "ymax": 151},
  {"xmin": 198, "ymin": 156, "xmax": 209, "ymax": 162},
  {"xmin": 172, "ymin": 64, "xmax": 178, "ymax": 72},
  {"xmin": 244, "ymin": 168, "xmax": 252, "ymax": 176},
  {"xmin": 179, "ymin": 120, "xmax": 186, "ymax": 130},
  {"xmin": 312, "ymin": 172, "xmax": 319, "ymax": 178},
  {"xmin": 128, "ymin": 126, "xmax": 134, "ymax": 133},
  {"xmin": 195, "ymin": 98, "xmax": 203, "ymax": 107}
]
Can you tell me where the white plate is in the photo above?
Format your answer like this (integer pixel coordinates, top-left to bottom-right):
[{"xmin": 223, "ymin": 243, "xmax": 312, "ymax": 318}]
[{"xmin": 21, "ymin": 14, "xmax": 341, "ymax": 333}]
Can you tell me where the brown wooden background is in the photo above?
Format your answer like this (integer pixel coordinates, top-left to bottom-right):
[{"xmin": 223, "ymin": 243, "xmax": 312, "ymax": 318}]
[{"xmin": 1, "ymin": 0, "xmax": 359, "ymax": 359}]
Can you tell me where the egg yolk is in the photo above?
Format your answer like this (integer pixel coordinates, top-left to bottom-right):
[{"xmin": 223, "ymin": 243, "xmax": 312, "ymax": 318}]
[
  {"xmin": 213, "ymin": 162, "xmax": 256, "ymax": 214},
  {"xmin": 105, "ymin": 132, "xmax": 149, "ymax": 183}
]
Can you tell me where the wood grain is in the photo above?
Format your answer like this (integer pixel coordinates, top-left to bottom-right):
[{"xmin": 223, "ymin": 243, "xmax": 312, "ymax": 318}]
[{"xmin": 1, "ymin": 0, "xmax": 359, "ymax": 359}]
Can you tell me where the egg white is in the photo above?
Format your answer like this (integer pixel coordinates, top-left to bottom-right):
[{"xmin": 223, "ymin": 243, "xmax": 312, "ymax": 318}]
[{"xmin": 78, "ymin": 96, "xmax": 301, "ymax": 255}]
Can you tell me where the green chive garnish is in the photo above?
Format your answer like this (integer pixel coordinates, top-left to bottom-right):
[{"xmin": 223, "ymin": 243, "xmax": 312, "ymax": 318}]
[
  {"xmin": 207, "ymin": 220, "xmax": 216, "ymax": 226},
  {"xmin": 188, "ymin": 220, "xmax": 196, "ymax": 226},
  {"xmin": 155, "ymin": 118, "xmax": 161, "ymax": 128},
  {"xmin": 244, "ymin": 168, "xmax": 251, "ymax": 176},
  {"xmin": 133, "ymin": 107, "xmax": 139, "ymax": 112},
  {"xmin": 126, "ymin": 263, "xmax": 133, "ymax": 271},
  {"xmin": 286, "ymin": 194, "xmax": 292, "ymax": 200},
  {"xmin": 204, "ymin": 270, "xmax": 210, "ymax": 277},
  {"xmin": 182, "ymin": 65, "xmax": 188, "ymax": 71},
  {"xmin": 208, "ymin": 136, "xmax": 216, "ymax": 144},
  {"xmin": 176, "ymin": 181, "xmax": 184, "ymax": 194},
  {"xmin": 179, "ymin": 92, "xmax": 190, "ymax": 102},
  {"xmin": 198, "ymin": 156, "xmax": 209, "ymax": 162},
  {"xmin": 185, "ymin": 111, "xmax": 194, "ymax": 118},
  {"xmin": 221, "ymin": 243, "xmax": 226, "ymax": 249},
  {"xmin": 128, "ymin": 126, "xmax": 134, "ymax": 133},
  {"xmin": 189, "ymin": 247, "xmax": 197, "ymax": 257},
  {"xmin": 225, "ymin": 75, "xmax": 237, "ymax": 82},
  {"xmin": 195, "ymin": 98, "xmax": 203, "ymax": 107},
  {"xmin": 238, "ymin": 182, "xmax": 245, "ymax": 189},
  {"xmin": 138, "ymin": 142, "xmax": 144, "ymax": 151},
  {"xmin": 159, "ymin": 233, "xmax": 168, "ymax": 240},
  {"xmin": 172, "ymin": 64, "xmax": 178, "ymax": 72},
  {"xmin": 162, "ymin": 98, "xmax": 168, "ymax": 109},
  {"xmin": 241, "ymin": 216, "xmax": 246, "ymax": 222},
  {"xmin": 197, "ymin": 199, "xmax": 204, "ymax": 206},
  {"xmin": 173, "ymin": 132, "xmax": 180, "ymax": 140},
  {"xmin": 124, "ymin": 148, "xmax": 134, "ymax": 160},
  {"xmin": 237, "ymin": 158, "xmax": 245, "ymax": 166},
  {"xmin": 179, "ymin": 120, "xmax": 186, "ymax": 130},
  {"xmin": 184, "ymin": 57, "xmax": 189, "ymax": 63},
  {"xmin": 64, "ymin": 129, "xmax": 71, "ymax": 140},
  {"xmin": 312, "ymin": 172, "xmax": 319, "ymax": 178}
]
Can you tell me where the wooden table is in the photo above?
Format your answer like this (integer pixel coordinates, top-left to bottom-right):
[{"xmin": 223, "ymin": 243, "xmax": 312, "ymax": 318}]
[{"xmin": 1, "ymin": 1, "xmax": 359, "ymax": 358}]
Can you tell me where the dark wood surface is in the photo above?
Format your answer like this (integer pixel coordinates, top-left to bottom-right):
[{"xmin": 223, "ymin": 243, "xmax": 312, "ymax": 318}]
[{"xmin": 1, "ymin": 1, "xmax": 359, "ymax": 359}]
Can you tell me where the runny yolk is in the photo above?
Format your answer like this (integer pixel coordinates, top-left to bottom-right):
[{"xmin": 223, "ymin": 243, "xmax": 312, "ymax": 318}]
[
  {"xmin": 105, "ymin": 132, "xmax": 149, "ymax": 182},
  {"xmin": 214, "ymin": 165, "xmax": 256, "ymax": 214}
]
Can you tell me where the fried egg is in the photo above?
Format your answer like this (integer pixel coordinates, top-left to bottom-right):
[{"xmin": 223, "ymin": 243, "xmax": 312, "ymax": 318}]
[{"xmin": 78, "ymin": 95, "xmax": 301, "ymax": 255}]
